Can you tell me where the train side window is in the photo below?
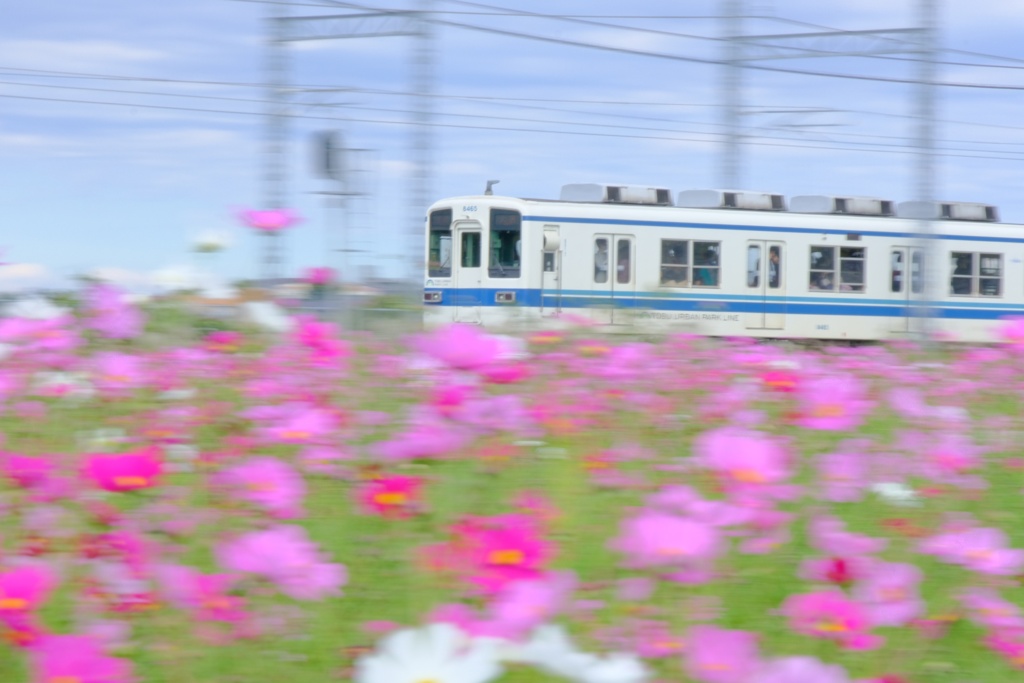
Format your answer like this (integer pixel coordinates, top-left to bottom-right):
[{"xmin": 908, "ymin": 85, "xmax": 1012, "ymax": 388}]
[
  {"xmin": 747, "ymin": 245, "xmax": 761, "ymax": 287},
  {"xmin": 660, "ymin": 239, "xmax": 689, "ymax": 286},
  {"xmin": 594, "ymin": 238, "xmax": 609, "ymax": 283},
  {"xmin": 489, "ymin": 209, "xmax": 521, "ymax": 278},
  {"xmin": 461, "ymin": 232, "xmax": 481, "ymax": 268},
  {"xmin": 428, "ymin": 208, "xmax": 453, "ymax": 277},
  {"xmin": 980, "ymin": 254, "xmax": 1002, "ymax": 296},
  {"xmin": 891, "ymin": 251, "xmax": 904, "ymax": 293},
  {"xmin": 693, "ymin": 242, "xmax": 720, "ymax": 287},
  {"xmin": 809, "ymin": 247, "xmax": 835, "ymax": 291},
  {"xmin": 950, "ymin": 252, "xmax": 973, "ymax": 295},
  {"xmin": 840, "ymin": 248, "xmax": 865, "ymax": 292},
  {"xmin": 616, "ymin": 239, "xmax": 632, "ymax": 284}
]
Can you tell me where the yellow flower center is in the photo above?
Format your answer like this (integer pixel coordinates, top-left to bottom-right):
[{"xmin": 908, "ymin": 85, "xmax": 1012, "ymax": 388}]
[
  {"xmin": 113, "ymin": 476, "xmax": 149, "ymax": 488},
  {"xmin": 0, "ymin": 598, "xmax": 28, "ymax": 610},
  {"xmin": 488, "ymin": 549, "xmax": 524, "ymax": 565},
  {"xmin": 373, "ymin": 492, "xmax": 407, "ymax": 506},
  {"xmin": 731, "ymin": 468, "xmax": 765, "ymax": 484},
  {"xmin": 247, "ymin": 482, "xmax": 275, "ymax": 492},
  {"xmin": 816, "ymin": 620, "xmax": 848, "ymax": 633},
  {"xmin": 282, "ymin": 430, "xmax": 310, "ymax": 441},
  {"xmin": 49, "ymin": 677, "xmax": 82, "ymax": 683},
  {"xmin": 703, "ymin": 663, "xmax": 730, "ymax": 671},
  {"xmin": 811, "ymin": 404, "xmax": 845, "ymax": 418}
]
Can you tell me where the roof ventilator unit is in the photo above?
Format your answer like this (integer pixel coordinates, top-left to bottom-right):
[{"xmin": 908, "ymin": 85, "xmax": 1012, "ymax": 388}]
[
  {"xmin": 790, "ymin": 195, "xmax": 895, "ymax": 217},
  {"xmin": 677, "ymin": 189, "xmax": 786, "ymax": 211},
  {"xmin": 560, "ymin": 183, "xmax": 674, "ymax": 205},
  {"xmin": 897, "ymin": 201, "xmax": 999, "ymax": 223}
]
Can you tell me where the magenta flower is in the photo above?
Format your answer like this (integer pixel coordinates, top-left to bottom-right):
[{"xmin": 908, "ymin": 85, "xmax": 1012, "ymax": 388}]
[
  {"xmin": 781, "ymin": 589, "xmax": 881, "ymax": 650},
  {"xmin": 29, "ymin": 634, "xmax": 133, "ymax": 683},
  {"xmin": 463, "ymin": 514, "xmax": 552, "ymax": 595},
  {"xmin": 684, "ymin": 625, "xmax": 760, "ymax": 683},
  {"xmin": 0, "ymin": 562, "xmax": 57, "ymax": 615},
  {"xmin": 217, "ymin": 457, "xmax": 306, "ymax": 519},
  {"xmin": 356, "ymin": 475, "xmax": 424, "ymax": 519},
  {"xmin": 1, "ymin": 452, "xmax": 55, "ymax": 489},
  {"xmin": 85, "ymin": 446, "xmax": 162, "ymax": 493},
  {"xmin": 238, "ymin": 207, "xmax": 302, "ymax": 233},
  {"xmin": 305, "ymin": 266, "xmax": 335, "ymax": 286}
]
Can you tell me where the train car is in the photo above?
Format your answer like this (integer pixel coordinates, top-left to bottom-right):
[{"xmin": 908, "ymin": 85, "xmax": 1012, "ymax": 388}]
[{"xmin": 422, "ymin": 182, "xmax": 1024, "ymax": 342}]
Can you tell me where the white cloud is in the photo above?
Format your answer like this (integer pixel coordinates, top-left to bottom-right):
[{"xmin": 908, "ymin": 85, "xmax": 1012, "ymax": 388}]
[{"xmin": 0, "ymin": 263, "xmax": 52, "ymax": 291}]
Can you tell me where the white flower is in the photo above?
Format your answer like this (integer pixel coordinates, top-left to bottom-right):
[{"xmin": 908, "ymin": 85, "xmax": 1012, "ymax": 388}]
[
  {"xmin": 870, "ymin": 481, "xmax": 920, "ymax": 507},
  {"xmin": 354, "ymin": 623, "xmax": 503, "ymax": 683},
  {"xmin": 516, "ymin": 626, "xmax": 649, "ymax": 683},
  {"xmin": 241, "ymin": 302, "xmax": 293, "ymax": 333}
]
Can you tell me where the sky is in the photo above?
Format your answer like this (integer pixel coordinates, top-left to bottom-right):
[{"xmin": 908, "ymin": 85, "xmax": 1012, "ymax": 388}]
[{"xmin": 2, "ymin": 0, "xmax": 1023, "ymax": 292}]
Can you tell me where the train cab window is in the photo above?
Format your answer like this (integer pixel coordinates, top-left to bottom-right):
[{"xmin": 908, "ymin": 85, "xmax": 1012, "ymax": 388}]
[
  {"xmin": 693, "ymin": 242, "xmax": 720, "ymax": 287},
  {"xmin": 461, "ymin": 232, "xmax": 481, "ymax": 268},
  {"xmin": 428, "ymin": 208, "xmax": 453, "ymax": 277},
  {"xmin": 810, "ymin": 246, "xmax": 864, "ymax": 292},
  {"xmin": 489, "ymin": 209, "xmax": 521, "ymax": 278},
  {"xmin": 616, "ymin": 239, "xmax": 632, "ymax": 284},
  {"xmin": 951, "ymin": 252, "xmax": 1002, "ymax": 297},
  {"xmin": 594, "ymin": 238, "xmax": 609, "ymax": 283},
  {"xmin": 660, "ymin": 239, "xmax": 689, "ymax": 286}
]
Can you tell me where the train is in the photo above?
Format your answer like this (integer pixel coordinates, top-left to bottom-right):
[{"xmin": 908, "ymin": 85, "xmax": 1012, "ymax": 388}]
[{"xmin": 422, "ymin": 182, "xmax": 1024, "ymax": 342}]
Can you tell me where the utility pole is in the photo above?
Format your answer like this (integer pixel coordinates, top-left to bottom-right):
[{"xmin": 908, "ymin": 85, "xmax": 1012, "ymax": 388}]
[
  {"xmin": 409, "ymin": 0, "xmax": 436, "ymax": 287},
  {"xmin": 263, "ymin": 5, "xmax": 290, "ymax": 282},
  {"xmin": 720, "ymin": 0, "xmax": 743, "ymax": 190},
  {"xmin": 914, "ymin": 0, "xmax": 939, "ymax": 341}
]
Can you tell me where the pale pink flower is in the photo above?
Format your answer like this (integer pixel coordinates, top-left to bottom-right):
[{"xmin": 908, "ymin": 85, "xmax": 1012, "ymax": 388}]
[
  {"xmin": 853, "ymin": 562, "xmax": 924, "ymax": 627},
  {"xmin": 217, "ymin": 457, "xmax": 306, "ymax": 519},
  {"xmin": 795, "ymin": 373, "xmax": 872, "ymax": 431},
  {"xmin": 781, "ymin": 590, "xmax": 881, "ymax": 650},
  {"xmin": 684, "ymin": 625, "xmax": 760, "ymax": 683}
]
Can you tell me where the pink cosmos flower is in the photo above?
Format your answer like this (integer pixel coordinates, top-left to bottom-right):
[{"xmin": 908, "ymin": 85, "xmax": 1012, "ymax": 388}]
[
  {"xmin": 1, "ymin": 452, "xmax": 55, "ymax": 489},
  {"xmin": 817, "ymin": 449, "xmax": 869, "ymax": 503},
  {"xmin": 693, "ymin": 427, "xmax": 791, "ymax": 492},
  {"xmin": 92, "ymin": 352, "xmax": 147, "ymax": 394},
  {"xmin": 305, "ymin": 267, "xmax": 335, "ymax": 286},
  {"xmin": 293, "ymin": 315, "xmax": 350, "ymax": 366},
  {"xmin": 216, "ymin": 525, "xmax": 346, "ymax": 601},
  {"xmin": 29, "ymin": 634, "xmax": 133, "ymax": 683},
  {"xmin": 809, "ymin": 516, "xmax": 887, "ymax": 556},
  {"xmin": 960, "ymin": 587, "xmax": 1024, "ymax": 631},
  {"xmin": 984, "ymin": 630, "xmax": 1024, "ymax": 670},
  {"xmin": 781, "ymin": 590, "xmax": 881, "ymax": 650},
  {"xmin": 748, "ymin": 656, "xmax": 851, "ymax": 683},
  {"xmin": 85, "ymin": 446, "xmax": 162, "ymax": 493},
  {"xmin": 0, "ymin": 562, "xmax": 57, "ymax": 615},
  {"xmin": 795, "ymin": 373, "xmax": 872, "ymax": 430},
  {"xmin": 85, "ymin": 283, "xmax": 144, "ymax": 340},
  {"xmin": 416, "ymin": 324, "xmax": 507, "ymax": 371},
  {"xmin": 452, "ymin": 514, "xmax": 552, "ymax": 595},
  {"xmin": 238, "ymin": 207, "xmax": 302, "ymax": 233},
  {"xmin": 852, "ymin": 562, "xmax": 924, "ymax": 627},
  {"xmin": 263, "ymin": 405, "xmax": 337, "ymax": 445},
  {"xmin": 684, "ymin": 625, "xmax": 760, "ymax": 683},
  {"xmin": 216, "ymin": 457, "xmax": 306, "ymax": 519},
  {"xmin": 611, "ymin": 509, "xmax": 720, "ymax": 575},
  {"xmin": 205, "ymin": 330, "xmax": 243, "ymax": 353},
  {"xmin": 298, "ymin": 445, "xmax": 351, "ymax": 477},
  {"xmin": 485, "ymin": 571, "xmax": 576, "ymax": 639},
  {"xmin": 357, "ymin": 475, "xmax": 424, "ymax": 519},
  {"xmin": 157, "ymin": 565, "xmax": 246, "ymax": 624}
]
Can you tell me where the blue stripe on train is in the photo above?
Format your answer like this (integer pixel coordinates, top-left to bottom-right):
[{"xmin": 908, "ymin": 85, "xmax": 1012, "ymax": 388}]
[
  {"xmin": 424, "ymin": 288, "xmax": 1024, "ymax": 321},
  {"xmin": 522, "ymin": 215, "xmax": 1024, "ymax": 244}
]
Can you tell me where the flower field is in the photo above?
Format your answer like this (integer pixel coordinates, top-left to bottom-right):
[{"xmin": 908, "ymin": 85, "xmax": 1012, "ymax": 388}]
[{"xmin": 1, "ymin": 287, "xmax": 1024, "ymax": 683}]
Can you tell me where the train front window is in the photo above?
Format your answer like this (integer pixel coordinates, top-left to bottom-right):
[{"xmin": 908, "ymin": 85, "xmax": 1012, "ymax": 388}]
[
  {"xmin": 489, "ymin": 209, "xmax": 521, "ymax": 278},
  {"xmin": 428, "ymin": 209, "xmax": 453, "ymax": 277}
]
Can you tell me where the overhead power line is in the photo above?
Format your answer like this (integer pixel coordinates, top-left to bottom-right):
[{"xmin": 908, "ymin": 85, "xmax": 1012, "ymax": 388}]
[{"xmin": 5, "ymin": 91, "xmax": 1024, "ymax": 163}]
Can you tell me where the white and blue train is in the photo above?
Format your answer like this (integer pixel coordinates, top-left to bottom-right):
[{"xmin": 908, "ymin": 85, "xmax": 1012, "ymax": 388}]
[{"xmin": 422, "ymin": 182, "xmax": 1023, "ymax": 342}]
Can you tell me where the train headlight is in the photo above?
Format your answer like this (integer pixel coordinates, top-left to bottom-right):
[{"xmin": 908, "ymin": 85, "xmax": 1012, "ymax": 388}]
[
  {"xmin": 495, "ymin": 291, "xmax": 516, "ymax": 304},
  {"xmin": 423, "ymin": 291, "xmax": 442, "ymax": 303}
]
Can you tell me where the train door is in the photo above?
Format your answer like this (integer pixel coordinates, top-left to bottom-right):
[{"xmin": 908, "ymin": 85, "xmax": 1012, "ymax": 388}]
[
  {"xmin": 745, "ymin": 240, "xmax": 786, "ymax": 329},
  {"xmin": 453, "ymin": 221, "xmax": 483, "ymax": 323},
  {"xmin": 591, "ymin": 234, "xmax": 635, "ymax": 324},
  {"xmin": 890, "ymin": 246, "xmax": 924, "ymax": 333},
  {"xmin": 540, "ymin": 225, "xmax": 562, "ymax": 316}
]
